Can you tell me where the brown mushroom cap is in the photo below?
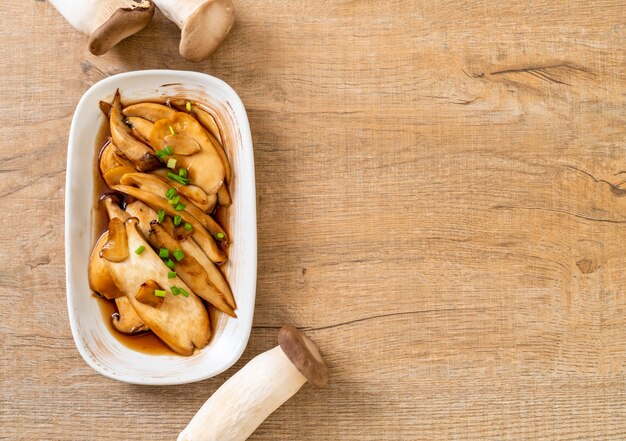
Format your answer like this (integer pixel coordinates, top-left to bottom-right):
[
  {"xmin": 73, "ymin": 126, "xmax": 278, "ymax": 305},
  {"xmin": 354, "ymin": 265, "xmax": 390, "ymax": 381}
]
[
  {"xmin": 89, "ymin": 2, "xmax": 155, "ymax": 56},
  {"xmin": 278, "ymin": 326, "xmax": 328, "ymax": 388},
  {"xmin": 179, "ymin": 0, "xmax": 235, "ymax": 62}
]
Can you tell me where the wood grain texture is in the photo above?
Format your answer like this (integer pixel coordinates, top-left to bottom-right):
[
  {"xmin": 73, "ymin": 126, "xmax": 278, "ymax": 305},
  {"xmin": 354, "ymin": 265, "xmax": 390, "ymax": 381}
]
[{"xmin": 1, "ymin": 0, "xmax": 625, "ymax": 439}]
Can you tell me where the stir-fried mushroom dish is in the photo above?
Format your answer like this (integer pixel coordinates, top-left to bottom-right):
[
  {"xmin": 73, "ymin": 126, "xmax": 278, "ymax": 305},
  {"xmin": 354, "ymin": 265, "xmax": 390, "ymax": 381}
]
[{"xmin": 89, "ymin": 90, "xmax": 235, "ymax": 356}]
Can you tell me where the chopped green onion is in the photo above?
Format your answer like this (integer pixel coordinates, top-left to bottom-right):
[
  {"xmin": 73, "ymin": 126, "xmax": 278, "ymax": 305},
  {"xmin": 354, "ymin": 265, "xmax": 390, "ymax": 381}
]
[
  {"xmin": 179, "ymin": 287, "xmax": 190, "ymax": 297},
  {"xmin": 175, "ymin": 203, "xmax": 186, "ymax": 211},
  {"xmin": 167, "ymin": 158, "xmax": 177, "ymax": 169},
  {"xmin": 184, "ymin": 222, "xmax": 193, "ymax": 231},
  {"xmin": 134, "ymin": 245, "xmax": 146, "ymax": 255},
  {"xmin": 165, "ymin": 258, "xmax": 176, "ymax": 270},
  {"xmin": 173, "ymin": 214, "xmax": 182, "ymax": 226},
  {"xmin": 186, "ymin": 101, "xmax": 192, "ymax": 112},
  {"xmin": 166, "ymin": 188, "xmax": 176, "ymax": 199},
  {"xmin": 168, "ymin": 271, "xmax": 177, "ymax": 279},
  {"xmin": 157, "ymin": 209, "xmax": 165, "ymax": 223},
  {"xmin": 216, "ymin": 232, "xmax": 225, "ymax": 239},
  {"xmin": 156, "ymin": 149, "xmax": 168, "ymax": 158},
  {"xmin": 164, "ymin": 145, "xmax": 173, "ymax": 155},
  {"xmin": 168, "ymin": 195, "xmax": 181, "ymax": 206},
  {"xmin": 178, "ymin": 167, "xmax": 188, "ymax": 178},
  {"xmin": 154, "ymin": 289, "xmax": 166, "ymax": 298},
  {"xmin": 170, "ymin": 286, "xmax": 181, "ymax": 296},
  {"xmin": 173, "ymin": 249, "xmax": 185, "ymax": 262},
  {"xmin": 167, "ymin": 172, "xmax": 189, "ymax": 185},
  {"xmin": 169, "ymin": 125, "xmax": 175, "ymax": 135},
  {"xmin": 159, "ymin": 248, "xmax": 169, "ymax": 259}
]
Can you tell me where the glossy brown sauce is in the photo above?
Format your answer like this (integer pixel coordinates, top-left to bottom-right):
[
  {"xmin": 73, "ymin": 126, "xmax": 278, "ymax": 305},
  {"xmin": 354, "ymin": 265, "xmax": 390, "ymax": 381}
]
[{"xmin": 91, "ymin": 98, "xmax": 228, "ymax": 356}]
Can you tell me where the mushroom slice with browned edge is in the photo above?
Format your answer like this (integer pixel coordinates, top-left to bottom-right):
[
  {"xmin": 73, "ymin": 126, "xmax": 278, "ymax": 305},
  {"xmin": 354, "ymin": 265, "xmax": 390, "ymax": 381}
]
[
  {"xmin": 125, "ymin": 200, "xmax": 236, "ymax": 310},
  {"xmin": 152, "ymin": 169, "xmax": 216, "ymax": 212},
  {"xmin": 120, "ymin": 173, "xmax": 228, "ymax": 242},
  {"xmin": 149, "ymin": 222, "xmax": 235, "ymax": 316},
  {"xmin": 89, "ymin": 232, "xmax": 124, "ymax": 300},
  {"xmin": 150, "ymin": 112, "xmax": 225, "ymax": 195},
  {"xmin": 123, "ymin": 102, "xmax": 176, "ymax": 122},
  {"xmin": 49, "ymin": 1, "xmax": 155, "ymax": 56},
  {"xmin": 170, "ymin": 100, "xmax": 231, "ymax": 183},
  {"xmin": 99, "ymin": 140, "xmax": 134, "ymax": 176},
  {"xmin": 113, "ymin": 184, "xmax": 227, "ymax": 263},
  {"xmin": 108, "ymin": 90, "xmax": 161, "ymax": 172},
  {"xmin": 106, "ymin": 218, "xmax": 210, "ymax": 355},
  {"xmin": 126, "ymin": 116, "xmax": 154, "ymax": 145},
  {"xmin": 112, "ymin": 296, "xmax": 148, "ymax": 334},
  {"xmin": 100, "ymin": 217, "xmax": 129, "ymax": 262},
  {"xmin": 169, "ymin": 99, "xmax": 222, "ymax": 143}
]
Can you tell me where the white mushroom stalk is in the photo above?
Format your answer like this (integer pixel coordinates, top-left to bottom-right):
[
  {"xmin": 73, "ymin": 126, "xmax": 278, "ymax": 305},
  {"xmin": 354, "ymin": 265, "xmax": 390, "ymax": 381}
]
[
  {"xmin": 49, "ymin": 0, "xmax": 155, "ymax": 55},
  {"xmin": 154, "ymin": 0, "xmax": 235, "ymax": 62},
  {"xmin": 178, "ymin": 326, "xmax": 328, "ymax": 441}
]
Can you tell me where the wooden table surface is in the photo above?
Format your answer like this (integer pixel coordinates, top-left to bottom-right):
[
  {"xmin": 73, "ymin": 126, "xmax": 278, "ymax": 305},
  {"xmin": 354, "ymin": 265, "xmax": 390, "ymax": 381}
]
[{"xmin": 1, "ymin": 1, "xmax": 625, "ymax": 439}]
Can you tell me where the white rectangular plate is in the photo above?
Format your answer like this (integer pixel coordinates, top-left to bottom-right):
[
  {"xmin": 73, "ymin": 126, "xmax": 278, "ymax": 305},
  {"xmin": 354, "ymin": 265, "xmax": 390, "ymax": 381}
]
[{"xmin": 65, "ymin": 70, "xmax": 256, "ymax": 385}]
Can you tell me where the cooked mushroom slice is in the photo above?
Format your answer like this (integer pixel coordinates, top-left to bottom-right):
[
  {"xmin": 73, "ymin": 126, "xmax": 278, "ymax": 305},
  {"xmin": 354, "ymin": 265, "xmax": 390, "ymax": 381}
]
[
  {"xmin": 123, "ymin": 102, "xmax": 176, "ymax": 122},
  {"xmin": 217, "ymin": 184, "xmax": 231, "ymax": 207},
  {"xmin": 103, "ymin": 165, "xmax": 136, "ymax": 187},
  {"xmin": 150, "ymin": 112, "xmax": 225, "ymax": 195},
  {"xmin": 125, "ymin": 200, "xmax": 236, "ymax": 309},
  {"xmin": 112, "ymin": 296, "xmax": 149, "ymax": 334},
  {"xmin": 113, "ymin": 184, "xmax": 227, "ymax": 263},
  {"xmin": 120, "ymin": 173, "xmax": 228, "ymax": 242},
  {"xmin": 149, "ymin": 222, "xmax": 235, "ymax": 316},
  {"xmin": 106, "ymin": 218, "xmax": 211, "ymax": 355},
  {"xmin": 99, "ymin": 140, "xmax": 134, "ymax": 175},
  {"xmin": 126, "ymin": 116, "xmax": 154, "ymax": 144},
  {"xmin": 89, "ymin": 232, "xmax": 124, "ymax": 300},
  {"xmin": 109, "ymin": 90, "xmax": 161, "ymax": 172},
  {"xmin": 170, "ymin": 99, "xmax": 222, "ymax": 143},
  {"xmin": 135, "ymin": 280, "xmax": 164, "ymax": 308},
  {"xmin": 101, "ymin": 193, "xmax": 130, "ymax": 221},
  {"xmin": 49, "ymin": 0, "xmax": 155, "ymax": 56},
  {"xmin": 100, "ymin": 217, "xmax": 129, "ymax": 262},
  {"xmin": 152, "ymin": 169, "xmax": 216, "ymax": 212}
]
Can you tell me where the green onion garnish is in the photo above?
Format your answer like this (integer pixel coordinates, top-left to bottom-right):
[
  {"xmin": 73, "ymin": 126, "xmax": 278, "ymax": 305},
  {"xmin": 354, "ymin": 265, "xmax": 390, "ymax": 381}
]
[
  {"xmin": 173, "ymin": 214, "xmax": 182, "ymax": 226},
  {"xmin": 165, "ymin": 258, "xmax": 176, "ymax": 270},
  {"xmin": 157, "ymin": 209, "xmax": 165, "ymax": 223},
  {"xmin": 173, "ymin": 249, "xmax": 185, "ymax": 262},
  {"xmin": 184, "ymin": 222, "xmax": 193, "ymax": 231},
  {"xmin": 175, "ymin": 203, "xmax": 186, "ymax": 211},
  {"xmin": 168, "ymin": 195, "xmax": 181, "ymax": 206},
  {"xmin": 179, "ymin": 287, "xmax": 190, "ymax": 297},
  {"xmin": 216, "ymin": 232, "xmax": 225, "ymax": 239},
  {"xmin": 169, "ymin": 125, "xmax": 175, "ymax": 135},
  {"xmin": 168, "ymin": 271, "xmax": 177, "ymax": 279},
  {"xmin": 134, "ymin": 245, "xmax": 146, "ymax": 254},
  {"xmin": 167, "ymin": 158, "xmax": 177, "ymax": 169},
  {"xmin": 167, "ymin": 172, "xmax": 189, "ymax": 185},
  {"xmin": 178, "ymin": 167, "xmax": 188, "ymax": 178},
  {"xmin": 156, "ymin": 149, "xmax": 168, "ymax": 158},
  {"xmin": 154, "ymin": 289, "xmax": 166, "ymax": 298},
  {"xmin": 186, "ymin": 101, "xmax": 192, "ymax": 112},
  {"xmin": 165, "ymin": 145, "xmax": 173, "ymax": 155},
  {"xmin": 170, "ymin": 286, "xmax": 181, "ymax": 296},
  {"xmin": 159, "ymin": 248, "xmax": 169, "ymax": 259},
  {"xmin": 166, "ymin": 188, "xmax": 176, "ymax": 199}
]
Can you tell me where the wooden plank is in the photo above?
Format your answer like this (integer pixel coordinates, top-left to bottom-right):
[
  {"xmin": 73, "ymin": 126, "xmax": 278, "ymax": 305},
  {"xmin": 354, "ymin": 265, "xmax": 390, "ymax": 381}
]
[{"xmin": 0, "ymin": 0, "xmax": 624, "ymax": 439}]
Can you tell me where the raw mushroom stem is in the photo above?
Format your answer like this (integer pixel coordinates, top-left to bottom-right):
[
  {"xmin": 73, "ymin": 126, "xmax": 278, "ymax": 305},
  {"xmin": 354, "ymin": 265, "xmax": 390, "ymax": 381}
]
[{"xmin": 178, "ymin": 327, "xmax": 328, "ymax": 441}]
